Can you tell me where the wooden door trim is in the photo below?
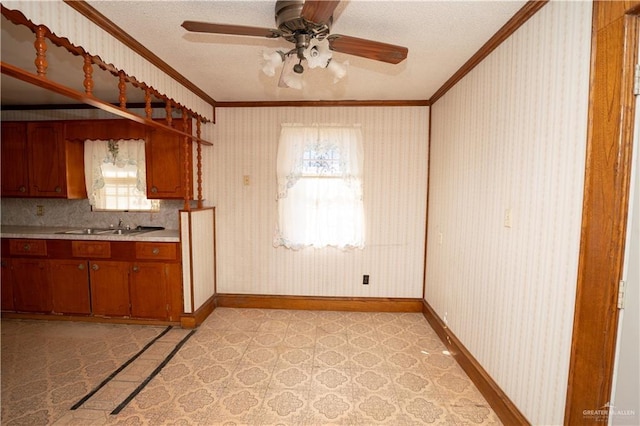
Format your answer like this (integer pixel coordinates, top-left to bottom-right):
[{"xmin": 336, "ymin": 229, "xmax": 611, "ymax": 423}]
[{"xmin": 565, "ymin": 2, "xmax": 639, "ymax": 424}]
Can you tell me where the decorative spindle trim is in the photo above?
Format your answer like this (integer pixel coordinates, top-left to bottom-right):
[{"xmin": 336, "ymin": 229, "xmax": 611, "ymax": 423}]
[
  {"xmin": 165, "ymin": 102, "xmax": 172, "ymax": 126},
  {"xmin": 144, "ymin": 87, "xmax": 152, "ymax": 119},
  {"xmin": 34, "ymin": 25, "xmax": 48, "ymax": 76},
  {"xmin": 196, "ymin": 119, "xmax": 203, "ymax": 208},
  {"xmin": 182, "ymin": 109, "xmax": 190, "ymax": 211},
  {"xmin": 118, "ymin": 71, "xmax": 126, "ymax": 108},
  {"xmin": 83, "ymin": 54, "xmax": 94, "ymax": 95}
]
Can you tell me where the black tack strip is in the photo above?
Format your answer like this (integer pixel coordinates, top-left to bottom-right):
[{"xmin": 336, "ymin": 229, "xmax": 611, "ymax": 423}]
[
  {"xmin": 111, "ymin": 329, "xmax": 197, "ymax": 415},
  {"xmin": 70, "ymin": 325, "xmax": 173, "ymax": 410}
]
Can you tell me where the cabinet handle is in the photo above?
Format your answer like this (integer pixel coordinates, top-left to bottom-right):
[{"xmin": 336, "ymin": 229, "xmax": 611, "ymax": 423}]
[
  {"xmin": 78, "ymin": 263, "xmax": 85, "ymax": 270},
  {"xmin": 91, "ymin": 264, "xmax": 99, "ymax": 271},
  {"xmin": 151, "ymin": 186, "xmax": 158, "ymax": 193},
  {"xmin": 19, "ymin": 186, "xmax": 26, "ymax": 193},
  {"xmin": 132, "ymin": 265, "xmax": 140, "ymax": 272},
  {"xmin": 152, "ymin": 248, "xmax": 160, "ymax": 255},
  {"xmin": 23, "ymin": 244, "xmax": 31, "ymax": 252},
  {"xmin": 55, "ymin": 186, "xmax": 62, "ymax": 193}
]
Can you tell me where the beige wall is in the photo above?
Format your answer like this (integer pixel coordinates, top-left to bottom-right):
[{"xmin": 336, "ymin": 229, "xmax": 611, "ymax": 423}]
[
  {"xmin": 210, "ymin": 106, "xmax": 428, "ymax": 297},
  {"xmin": 425, "ymin": 1, "xmax": 592, "ymax": 424}
]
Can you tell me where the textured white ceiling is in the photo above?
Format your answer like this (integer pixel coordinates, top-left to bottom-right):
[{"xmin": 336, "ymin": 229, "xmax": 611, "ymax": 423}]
[{"xmin": 1, "ymin": 1, "xmax": 529, "ymax": 105}]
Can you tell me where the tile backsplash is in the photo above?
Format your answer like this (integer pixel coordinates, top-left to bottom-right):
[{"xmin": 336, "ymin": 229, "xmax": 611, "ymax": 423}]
[{"xmin": 0, "ymin": 198, "xmax": 184, "ymax": 230}]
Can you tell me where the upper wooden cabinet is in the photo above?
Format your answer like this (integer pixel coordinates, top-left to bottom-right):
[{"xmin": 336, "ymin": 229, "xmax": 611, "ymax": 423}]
[
  {"xmin": 64, "ymin": 119, "xmax": 146, "ymax": 141},
  {"xmin": 1, "ymin": 122, "xmax": 29, "ymax": 196},
  {"xmin": 146, "ymin": 119, "xmax": 193, "ymax": 199},
  {"xmin": 28, "ymin": 122, "xmax": 86, "ymax": 198},
  {"xmin": 1, "ymin": 121, "xmax": 86, "ymax": 198},
  {"xmin": 1, "ymin": 118, "xmax": 192, "ymax": 200}
]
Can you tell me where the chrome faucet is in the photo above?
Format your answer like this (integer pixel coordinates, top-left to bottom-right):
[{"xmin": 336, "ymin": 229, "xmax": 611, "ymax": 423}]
[{"xmin": 117, "ymin": 218, "xmax": 124, "ymax": 229}]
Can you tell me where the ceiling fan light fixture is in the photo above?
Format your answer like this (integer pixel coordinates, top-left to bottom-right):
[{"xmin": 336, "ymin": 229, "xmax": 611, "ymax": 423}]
[
  {"xmin": 327, "ymin": 58, "xmax": 348, "ymax": 82},
  {"xmin": 263, "ymin": 37, "xmax": 339, "ymax": 88},
  {"xmin": 278, "ymin": 54, "xmax": 304, "ymax": 89},
  {"xmin": 306, "ymin": 38, "xmax": 332, "ymax": 69},
  {"xmin": 293, "ymin": 61, "xmax": 304, "ymax": 74},
  {"xmin": 262, "ymin": 50, "xmax": 285, "ymax": 77}
]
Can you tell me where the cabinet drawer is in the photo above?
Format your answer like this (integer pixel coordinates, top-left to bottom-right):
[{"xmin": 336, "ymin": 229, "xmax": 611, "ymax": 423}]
[
  {"xmin": 9, "ymin": 239, "xmax": 47, "ymax": 256},
  {"xmin": 72, "ymin": 241, "xmax": 111, "ymax": 258},
  {"xmin": 135, "ymin": 242, "xmax": 177, "ymax": 260}
]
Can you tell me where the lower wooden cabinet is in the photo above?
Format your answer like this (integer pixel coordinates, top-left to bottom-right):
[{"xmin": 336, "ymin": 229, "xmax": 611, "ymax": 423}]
[
  {"xmin": 130, "ymin": 262, "xmax": 169, "ymax": 320},
  {"xmin": 89, "ymin": 261, "xmax": 131, "ymax": 317},
  {"xmin": 11, "ymin": 258, "xmax": 51, "ymax": 313},
  {"xmin": 48, "ymin": 259, "xmax": 91, "ymax": 315},
  {"xmin": 1, "ymin": 238, "xmax": 183, "ymax": 322},
  {"xmin": 1, "ymin": 259, "xmax": 15, "ymax": 311}
]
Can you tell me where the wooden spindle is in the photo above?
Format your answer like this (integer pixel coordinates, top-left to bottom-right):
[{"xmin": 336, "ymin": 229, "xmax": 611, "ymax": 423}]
[
  {"xmin": 118, "ymin": 71, "xmax": 127, "ymax": 108},
  {"xmin": 196, "ymin": 118, "xmax": 203, "ymax": 208},
  {"xmin": 34, "ymin": 25, "xmax": 48, "ymax": 76},
  {"xmin": 165, "ymin": 101, "xmax": 172, "ymax": 126},
  {"xmin": 182, "ymin": 109, "xmax": 190, "ymax": 211},
  {"xmin": 82, "ymin": 54, "xmax": 94, "ymax": 96},
  {"xmin": 144, "ymin": 87, "xmax": 152, "ymax": 119}
]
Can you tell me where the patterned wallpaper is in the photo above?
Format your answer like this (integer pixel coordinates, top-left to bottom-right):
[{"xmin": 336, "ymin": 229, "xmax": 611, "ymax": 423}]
[
  {"xmin": 209, "ymin": 106, "xmax": 428, "ymax": 298},
  {"xmin": 425, "ymin": 1, "xmax": 592, "ymax": 424}
]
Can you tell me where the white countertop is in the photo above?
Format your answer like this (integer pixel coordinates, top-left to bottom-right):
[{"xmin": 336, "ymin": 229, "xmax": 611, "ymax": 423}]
[{"xmin": 1, "ymin": 225, "xmax": 180, "ymax": 242}]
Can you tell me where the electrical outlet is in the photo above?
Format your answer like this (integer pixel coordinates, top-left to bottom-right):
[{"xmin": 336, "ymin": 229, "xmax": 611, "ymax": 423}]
[
  {"xmin": 36, "ymin": 205, "xmax": 44, "ymax": 216},
  {"xmin": 504, "ymin": 208, "xmax": 512, "ymax": 228},
  {"xmin": 363, "ymin": 275, "xmax": 369, "ymax": 285}
]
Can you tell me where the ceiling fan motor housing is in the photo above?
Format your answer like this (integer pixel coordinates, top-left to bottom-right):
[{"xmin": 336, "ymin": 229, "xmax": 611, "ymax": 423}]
[{"xmin": 275, "ymin": 0, "xmax": 332, "ymax": 42}]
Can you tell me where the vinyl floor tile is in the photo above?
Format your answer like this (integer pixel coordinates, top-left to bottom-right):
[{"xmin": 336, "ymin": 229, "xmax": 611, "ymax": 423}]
[{"xmin": 1, "ymin": 309, "xmax": 501, "ymax": 425}]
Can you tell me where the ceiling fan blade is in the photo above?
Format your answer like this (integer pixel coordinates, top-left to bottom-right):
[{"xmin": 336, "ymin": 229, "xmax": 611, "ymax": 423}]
[
  {"xmin": 301, "ymin": 0, "xmax": 340, "ymax": 25},
  {"xmin": 328, "ymin": 34, "xmax": 408, "ymax": 64},
  {"xmin": 181, "ymin": 21, "xmax": 281, "ymax": 39}
]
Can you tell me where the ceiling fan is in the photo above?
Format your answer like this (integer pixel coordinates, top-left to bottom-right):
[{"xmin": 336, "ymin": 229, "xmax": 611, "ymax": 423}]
[{"xmin": 181, "ymin": 0, "xmax": 408, "ymax": 87}]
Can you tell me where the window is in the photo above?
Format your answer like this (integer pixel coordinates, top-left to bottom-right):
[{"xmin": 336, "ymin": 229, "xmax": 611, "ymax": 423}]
[
  {"xmin": 84, "ymin": 139, "xmax": 158, "ymax": 211},
  {"xmin": 274, "ymin": 124, "xmax": 365, "ymax": 250}
]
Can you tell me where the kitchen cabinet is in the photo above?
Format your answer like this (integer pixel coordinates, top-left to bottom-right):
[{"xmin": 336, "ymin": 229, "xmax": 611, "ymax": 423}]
[
  {"xmin": 70, "ymin": 240, "xmax": 129, "ymax": 317},
  {"xmin": 130, "ymin": 242, "xmax": 182, "ymax": 321},
  {"xmin": 48, "ymin": 259, "xmax": 91, "ymax": 315},
  {"xmin": 1, "ymin": 238, "xmax": 182, "ymax": 322},
  {"xmin": 11, "ymin": 258, "xmax": 51, "ymax": 313},
  {"xmin": 89, "ymin": 260, "xmax": 131, "ymax": 317},
  {"xmin": 1, "ymin": 122, "xmax": 29, "ymax": 196},
  {"xmin": 64, "ymin": 119, "xmax": 146, "ymax": 141},
  {"xmin": 28, "ymin": 122, "xmax": 84, "ymax": 198},
  {"xmin": 0, "ymin": 122, "xmax": 86, "ymax": 198},
  {"xmin": 2, "ymin": 119, "xmax": 189, "ymax": 200},
  {"xmin": 130, "ymin": 262, "xmax": 169, "ymax": 320},
  {"xmin": 1, "ymin": 259, "xmax": 15, "ymax": 311},
  {"xmin": 5, "ymin": 239, "xmax": 51, "ymax": 313},
  {"xmin": 146, "ymin": 119, "xmax": 193, "ymax": 199}
]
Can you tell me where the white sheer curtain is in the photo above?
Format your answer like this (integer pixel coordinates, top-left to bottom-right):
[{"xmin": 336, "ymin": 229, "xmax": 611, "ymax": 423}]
[
  {"xmin": 84, "ymin": 139, "xmax": 149, "ymax": 210},
  {"xmin": 274, "ymin": 124, "xmax": 365, "ymax": 250}
]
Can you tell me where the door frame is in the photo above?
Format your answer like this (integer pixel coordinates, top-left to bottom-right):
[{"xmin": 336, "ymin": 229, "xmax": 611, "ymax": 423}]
[{"xmin": 565, "ymin": 2, "xmax": 640, "ymax": 424}]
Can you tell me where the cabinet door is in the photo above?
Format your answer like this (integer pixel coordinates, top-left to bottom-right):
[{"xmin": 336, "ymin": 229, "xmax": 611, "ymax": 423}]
[
  {"xmin": 65, "ymin": 119, "xmax": 146, "ymax": 141},
  {"xmin": 89, "ymin": 261, "xmax": 130, "ymax": 317},
  {"xmin": 49, "ymin": 260, "xmax": 91, "ymax": 315},
  {"xmin": 130, "ymin": 262, "xmax": 169, "ymax": 320},
  {"xmin": 1, "ymin": 122, "xmax": 29, "ymax": 197},
  {"xmin": 11, "ymin": 258, "xmax": 51, "ymax": 313},
  {"xmin": 146, "ymin": 120, "xmax": 192, "ymax": 199},
  {"xmin": 27, "ymin": 122, "xmax": 67, "ymax": 197},
  {"xmin": 1, "ymin": 259, "xmax": 15, "ymax": 311}
]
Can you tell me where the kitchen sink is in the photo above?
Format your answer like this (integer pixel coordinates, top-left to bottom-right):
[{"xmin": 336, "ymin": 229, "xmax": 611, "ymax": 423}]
[
  {"xmin": 58, "ymin": 227, "xmax": 153, "ymax": 236},
  {"xmin": 60, "ymin": 228, "xmax": 114, "ymax": 235}
]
